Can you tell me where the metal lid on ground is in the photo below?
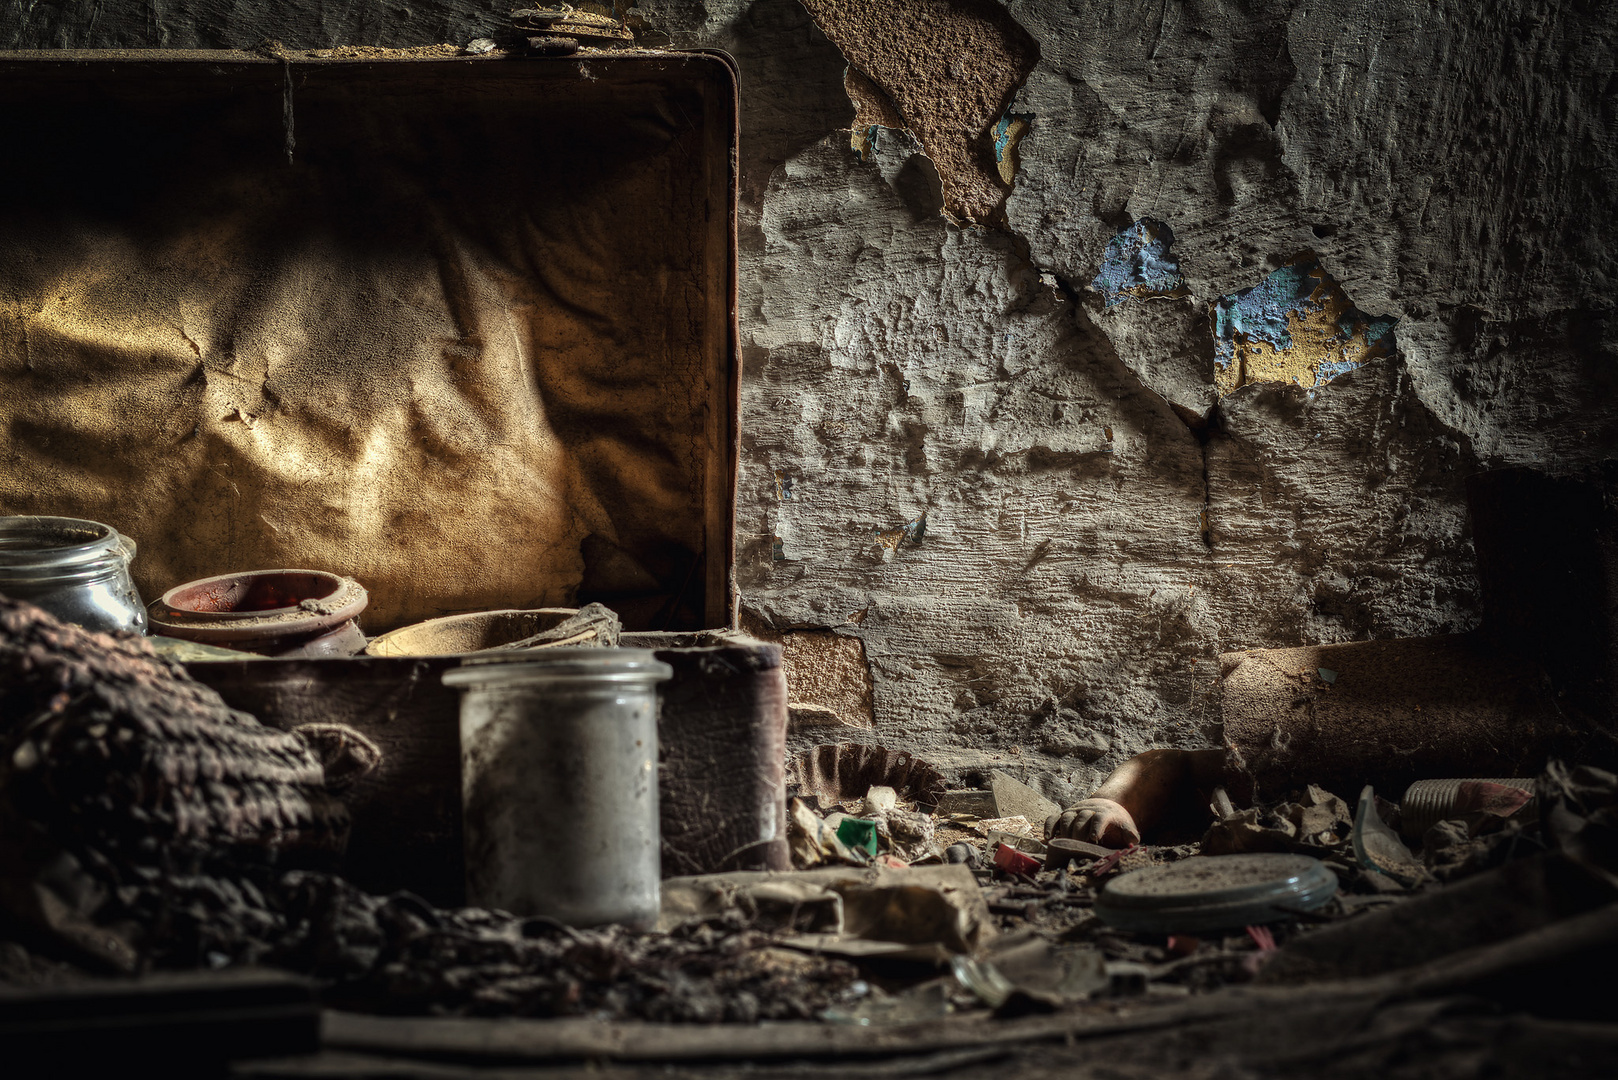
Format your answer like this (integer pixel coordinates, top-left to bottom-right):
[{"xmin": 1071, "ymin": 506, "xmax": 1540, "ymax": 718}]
[{"xmin": 1095, "ymin": 853, "xmax": 1338, "ymax": 934}]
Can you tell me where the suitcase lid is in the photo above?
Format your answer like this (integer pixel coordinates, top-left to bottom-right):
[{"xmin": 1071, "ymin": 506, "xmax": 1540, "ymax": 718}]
[{"xmin": 0, "ymin": 49, "xmax": 739, "ymax": 633}]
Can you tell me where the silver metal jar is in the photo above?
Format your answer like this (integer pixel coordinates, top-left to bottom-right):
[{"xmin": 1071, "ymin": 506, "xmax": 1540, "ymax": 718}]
[
  {"xmin": 443, "ymin": 648, "xmax": 673, "ymax": 929},
  {"xmin": 0, "ymin": 515, "xmax": 147, "ymax": 634}
]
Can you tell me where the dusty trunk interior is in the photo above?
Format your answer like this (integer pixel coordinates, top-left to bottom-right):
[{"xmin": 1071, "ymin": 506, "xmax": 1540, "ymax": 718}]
[{"xmin": 0, "ymin": 54, "xmax": 735, "ymax": 633}]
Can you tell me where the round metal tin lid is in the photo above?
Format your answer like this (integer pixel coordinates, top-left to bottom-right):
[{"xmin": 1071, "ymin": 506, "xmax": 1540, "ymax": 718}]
[
  {"xmin": 442, "ymin": 647, "xmax": 672, "ymax": 687},
  {"xmin": 1095, "ymin": 853, "xmax": 1338, "ymax": 934}
]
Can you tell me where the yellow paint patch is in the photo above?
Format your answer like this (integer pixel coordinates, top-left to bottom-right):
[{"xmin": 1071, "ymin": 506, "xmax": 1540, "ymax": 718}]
[{"xmin": 1212, "ymin": 265, "xmax": 1393, "ymax": 396}]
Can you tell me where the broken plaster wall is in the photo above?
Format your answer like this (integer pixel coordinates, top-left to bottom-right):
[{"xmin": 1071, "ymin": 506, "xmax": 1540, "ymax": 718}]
[
  {"xmin": 6, "ymin": 1, "xmax": 1615, "ymax": 807},
  {"xmin": 643, "ymin": 0, "xmax": 1618, "ymax": 804}
]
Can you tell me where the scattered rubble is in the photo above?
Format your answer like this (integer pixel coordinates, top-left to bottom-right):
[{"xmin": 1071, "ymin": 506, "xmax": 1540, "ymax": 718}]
[{"xmin": 1, "ymin": 620, "xmax": 1611, "ymax": 1051}]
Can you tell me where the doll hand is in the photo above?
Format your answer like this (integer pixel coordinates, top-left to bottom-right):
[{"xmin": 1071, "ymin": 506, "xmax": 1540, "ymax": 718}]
[{"xmin": 1044, "ymin": 798, "xmax": 1140, "ymax": 848}]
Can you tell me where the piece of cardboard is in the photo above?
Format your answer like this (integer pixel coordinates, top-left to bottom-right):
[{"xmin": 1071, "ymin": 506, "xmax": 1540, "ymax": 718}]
[{"xmin": 990, "ymin": 769, "xmax": 1062, "ymax": 827}]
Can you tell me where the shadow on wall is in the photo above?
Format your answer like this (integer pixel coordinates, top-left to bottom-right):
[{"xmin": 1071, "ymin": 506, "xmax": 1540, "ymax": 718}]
[{"xmin": 1222, "ymin": 466, "xmax": 1618, "ymax": 800}]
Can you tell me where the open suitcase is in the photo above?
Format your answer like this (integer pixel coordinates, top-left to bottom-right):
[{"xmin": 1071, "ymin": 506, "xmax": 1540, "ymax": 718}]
[{"xmin": 0, "ymin": 48, "xmax": 787, "ymax": 903}]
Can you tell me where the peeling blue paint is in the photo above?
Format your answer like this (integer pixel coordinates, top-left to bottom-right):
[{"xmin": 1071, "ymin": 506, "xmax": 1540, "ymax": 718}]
[
  {"xmin": 1210, "ymin": 258, "xmax": 1398, "ymax": 388},
  {"xmin": 1363, "ymin": 316, "xmax": 1396, "ymax": 346},
  {"xmin": 1090, "ymin": 220, "xmax": 1183, "ymax": 307},
  {"xmin": 875, "ymin": 513, "xmax": 927, "ymax": 552},
  {"xmin": 993, "ymin": 112, "xmax": 1033, "ymax": 163},
  {"xmin": 1211, "ymin": 263, "xmax": 1315, "ymax": 369},
  {"xmin": 854, "ymin": 124, "xmax": 885, "ymax": 162}
]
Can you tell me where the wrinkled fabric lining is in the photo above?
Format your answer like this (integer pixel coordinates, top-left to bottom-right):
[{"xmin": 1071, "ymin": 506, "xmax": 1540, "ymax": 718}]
[{"xmin": 0, "ymin": 60, "xmax": 726, "ymax": 631}]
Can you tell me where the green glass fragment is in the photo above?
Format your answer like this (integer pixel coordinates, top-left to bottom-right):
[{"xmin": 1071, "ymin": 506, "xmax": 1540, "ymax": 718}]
[{"xmin": 836, "ymin": 816, "xmax": 879, "ymax": 856}]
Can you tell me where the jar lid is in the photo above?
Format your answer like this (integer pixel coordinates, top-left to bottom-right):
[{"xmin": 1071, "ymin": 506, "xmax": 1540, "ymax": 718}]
[
  {"xmin": 0, "ymin": 515, "xmax": 134, "ymax": 584},
  {"xmin": 1095, "ymin": 853, "xmax": 1338, "ymax": 933},
  {"xmin": 443, "ymin": 647, "xmax": 672, "ymax": 687}
]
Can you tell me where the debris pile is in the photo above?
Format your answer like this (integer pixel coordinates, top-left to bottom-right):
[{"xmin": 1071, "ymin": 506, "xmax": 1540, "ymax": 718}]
[
  {"xmin": 4, "ymin": 861, "xmax": 869, "ymax": 1021},
  {"xmin": 0, "ymin": 600, "xmax": 862, "ymax": 1021},
  {"xmin": 2, "ymin": 596, "xmax": 1612, "ymax": 1039},
  {"xmin": 0, "ymin": 598, "xmax": 356, "ymax": 973}
]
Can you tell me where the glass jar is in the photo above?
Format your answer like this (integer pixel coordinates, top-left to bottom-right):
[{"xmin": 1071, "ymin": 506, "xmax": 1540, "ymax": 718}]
[
  {"xmin": 0, "ymin": 515, "xmax": 147, "ymax": 634},
  {"xmin": 444, "ymin": 648, "xmax": 673, "ymax": 929}
]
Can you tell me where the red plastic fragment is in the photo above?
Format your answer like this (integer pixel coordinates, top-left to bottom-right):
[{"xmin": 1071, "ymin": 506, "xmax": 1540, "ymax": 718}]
[
  {"xmin": 992, "ymin": 842, "xmax": 1042, "ymax": 876},
  {"xmin": 1165, "ymin": 934, "xmax": 1200, "ymax": 957},
  {"xmin": 1089, "ymin": 843, "xmax": 1138, "ymax": 877},
  {"xmin": 1453, "ymin": 781, "xmax": 1533, "ymax": 821},
  {"xmin": 1246, "ymin": 925, "xmax": 1277, "ymax": 951}
]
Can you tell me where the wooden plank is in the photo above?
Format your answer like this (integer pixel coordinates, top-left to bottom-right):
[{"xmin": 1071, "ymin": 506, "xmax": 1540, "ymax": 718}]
[
  {"xmin": 320, "ymin": 988, "xmax": 1376, "ymax": 1063},
  {"xmin": 0, "ymin": 969, "xmax": 319, "ymax": 1068}
]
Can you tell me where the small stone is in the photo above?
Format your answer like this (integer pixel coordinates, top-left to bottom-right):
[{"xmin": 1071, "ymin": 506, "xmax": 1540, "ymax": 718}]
[
  {"xmin": 862, "ymin": 785, "xmax": 898, "ymax": 813},
  {"xmin": 787, "ymin": 703, "xmax": 848, "ymax": 732},
  {"xmin": 935, "ymin": 789, "xmax": 997, "ymax": 817},
  {"xmin": 945, "ymin": 842, "xmax": 978, "ymax": 866}
]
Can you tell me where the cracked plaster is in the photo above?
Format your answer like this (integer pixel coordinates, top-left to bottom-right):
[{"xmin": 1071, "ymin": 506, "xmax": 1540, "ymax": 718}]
[
  {"xmin": 677, "ymin": 0, "xmax": 1617, "ymax": 798},
  {"xmin": 5, "ymin": 0, "xmax": 1616, "ymax": 804}
]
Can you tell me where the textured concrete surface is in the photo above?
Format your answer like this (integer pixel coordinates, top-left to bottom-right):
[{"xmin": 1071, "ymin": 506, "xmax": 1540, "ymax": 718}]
[{"xmin": 4, "ymin": 0, "xmax": 1614, "ymax": 805}]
